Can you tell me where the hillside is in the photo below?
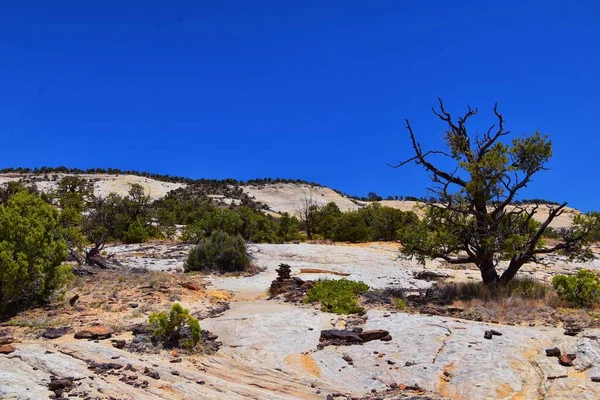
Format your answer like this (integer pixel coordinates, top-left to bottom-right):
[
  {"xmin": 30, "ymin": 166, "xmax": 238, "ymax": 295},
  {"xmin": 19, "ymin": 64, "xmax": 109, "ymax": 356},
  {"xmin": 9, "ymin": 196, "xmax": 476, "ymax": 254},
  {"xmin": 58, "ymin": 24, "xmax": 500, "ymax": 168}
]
[{"xmin": 0, "ymin": 171, "xmax": 580, "ymax": 228}]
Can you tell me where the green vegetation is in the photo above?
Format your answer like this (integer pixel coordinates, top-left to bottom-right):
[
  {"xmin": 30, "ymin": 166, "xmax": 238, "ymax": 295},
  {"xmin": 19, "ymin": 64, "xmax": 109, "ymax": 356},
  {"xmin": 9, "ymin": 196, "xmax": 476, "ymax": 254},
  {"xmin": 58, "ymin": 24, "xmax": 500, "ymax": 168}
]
[
  {"xmin": 552, "ymin": 270, "xmax": 600, "ymax": 308},
  {"xmin": 124, "ymin": 218, "xmax": 149, "ymax": 244},
  {"xmin": 430, "ymin": 277, "xmax": 549, "ymax": 304},
  {"xmin": 393, "ymin": 297, "xmax": 407, "ymax": 311},
  {"xmin": 306, "ymin": 202, "xmax": 418, "ymax": 243},
  {"xmin": 148, "ymin": 303, "xmax": 201, "ymax": 348},
  {"xmin": 0, "ymin": 191, "xmax": 71, "ymax": 315},
  {"xmin": 305, "ymin": 279, "xmax": 369, "ymax": 314},
  {"xmin": 184, "ymin": 230, "xmax": 251, "ymax": 273},
  {"xmin": 396, "ymin": 99, "xmax": 600, "ymax": 285}
]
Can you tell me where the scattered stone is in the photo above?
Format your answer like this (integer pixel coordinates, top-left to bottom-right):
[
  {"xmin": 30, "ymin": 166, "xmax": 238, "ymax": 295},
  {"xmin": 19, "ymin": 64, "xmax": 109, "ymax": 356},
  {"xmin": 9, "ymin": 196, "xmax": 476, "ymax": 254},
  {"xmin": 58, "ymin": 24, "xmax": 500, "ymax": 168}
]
[
  {"xmin": 69, "ymin": 294, "xmax": 80, "ymax": 306},
  {"xmin": 0, "ymin": 344, "xmax": 16, "ymax": 354},
  {"xmin": 89, "ymin": 362, "xmax": 123, "ymax": 372},
  {"xmin": 564, "ymin": 326, "xmax": 582, "ymax": 336},
  {"xmin": 320, "ymin": 330, "xmax": 363, "ymax": 344},
  {"xmin": 48, "ymin": 377, "xmax": 73, "ymax": 391},
  {"xmin": 129, "ymin": 302, "xmax": 139, "ymax": 308},
  {"xmin": 484, "ymin": 331, "xmax": 493, "ymax": 340},
  {"xmin": 42, "ymin": 327, "xmax": 71, "ymax": 340},
  {"xmin": 0, "ymin": 336, "xmax": 17, "ymax": 346},
  {"xmin": 130, "ymin": 324, "xmax": 150, "ymax": 335},
  {"xmin": 591, "ymin": 376, "xmax": 600, "ymax": 383},
  {"xmin": 143, "ymin": 366, "xmax": 160, "ymax": 380},
  {"xmin": 181, "ymin": 283, "xmax": 202, "ymax": 291},
  {"xmin": 74, "ymin": 326, "xmax": 114, "ymax": 340},
  {"xmin": 342, "ymin": 354, "xmax": 354, "ymax": 365},
  {"xmin": 170, "ymin": 358, "xmax": 182, "ymax": 363},
  {"xmin": 112, "ymin": 340, "xmax": 126, "ymax": 349},
  {"xmin": 380, "ymin": 335, "xmax": 392, "ymax": 342},
  {"xmin": 490, "ymin": 329, "xmax": 502, "ymax": 336},
  {"xmin": 196, "ymin": 380, "xmax": 206, "ymax": 385},
  {"xmin": 545, "ymin": 347, "xmax": 561, "ymax": 357},
  {"xmin": 359, "ymin": 330, "xmax": 390, "ymax": 342},
  {"xmin": 558, "ymin": 355, "xmax": 573, "ymax": 367},
  {"xmin": 413, "ymin": 270, "xmax": 450, "ymax": 281}
]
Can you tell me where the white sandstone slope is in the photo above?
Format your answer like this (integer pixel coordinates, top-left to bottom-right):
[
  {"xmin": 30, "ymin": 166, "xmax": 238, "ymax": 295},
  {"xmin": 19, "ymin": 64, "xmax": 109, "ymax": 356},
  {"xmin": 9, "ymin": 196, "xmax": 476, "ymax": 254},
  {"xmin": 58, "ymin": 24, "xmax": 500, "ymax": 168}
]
[{"xmin": 0, "ymin": 173, "xmax": 185, "ymax": 201}]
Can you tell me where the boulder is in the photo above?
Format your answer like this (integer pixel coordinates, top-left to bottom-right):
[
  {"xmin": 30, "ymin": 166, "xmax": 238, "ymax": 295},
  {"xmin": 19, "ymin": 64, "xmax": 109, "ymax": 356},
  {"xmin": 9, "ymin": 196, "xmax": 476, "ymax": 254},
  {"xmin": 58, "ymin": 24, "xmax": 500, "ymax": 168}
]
[
  {"xmin": 0, "ymin": 344, "xmax": 16, "ymax": 354},
  {"xmin": 74, "ymin": 326, "xmax": 114, "ymax": 340},
  {"xmin": 42, "ymin": 327, "xmax": 71, "ymax": 340}
]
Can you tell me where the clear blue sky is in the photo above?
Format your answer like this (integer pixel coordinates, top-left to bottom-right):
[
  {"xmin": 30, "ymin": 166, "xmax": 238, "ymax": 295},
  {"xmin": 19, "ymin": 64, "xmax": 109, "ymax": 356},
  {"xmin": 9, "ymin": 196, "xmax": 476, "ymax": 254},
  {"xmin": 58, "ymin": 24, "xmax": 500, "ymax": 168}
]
[{"xmin": 1, "ymin": 1, "xmax": 598, "ymax": 210}]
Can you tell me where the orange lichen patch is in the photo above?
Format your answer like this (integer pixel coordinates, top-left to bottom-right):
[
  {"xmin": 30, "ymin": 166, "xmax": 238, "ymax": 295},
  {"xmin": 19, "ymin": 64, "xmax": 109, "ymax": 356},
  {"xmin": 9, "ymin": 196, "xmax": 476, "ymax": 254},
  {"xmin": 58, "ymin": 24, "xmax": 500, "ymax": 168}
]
[
  {"xmin": 158, "ymin": 385, "xmax": 182, "ymax": 398},
  {"xmin": 568, "ymin": 369, "xmax": 588, "ymax": 379},
  {"xmin": 494, "ymin": 383, "xmax": 514, "ymax": 398},
  {"xmin": 298, "ymin": 268, "xmax": 350, "ymax": 276},
  {"xmin": 285, "ymin": 354, "xmax": 321, "ymax": 378},
  {"xmin": 436, "ymin": 362, "xmax": 455, "ymax": 398}
]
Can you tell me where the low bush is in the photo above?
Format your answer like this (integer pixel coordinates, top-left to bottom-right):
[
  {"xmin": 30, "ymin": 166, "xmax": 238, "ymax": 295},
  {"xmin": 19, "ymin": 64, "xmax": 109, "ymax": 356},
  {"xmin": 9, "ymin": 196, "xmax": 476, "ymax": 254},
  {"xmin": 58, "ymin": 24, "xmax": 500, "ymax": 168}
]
[
  {"xmin": 184, "ymin": 230, "xmax": 251, "ymax": 273},
  {"xmin": 552, "ymin": 270, "xmax": 600, "ymax": 308},
  {"xmin": 148, "ymin": 303, "xmax": 201, "ymax": 348},
  {"xmin": 305, "ymin": 279, "xmax": 369, "ymax": 314},
  {"xmin": 430, "ymin": 277, "xmax": 549, "ymax": 304}
]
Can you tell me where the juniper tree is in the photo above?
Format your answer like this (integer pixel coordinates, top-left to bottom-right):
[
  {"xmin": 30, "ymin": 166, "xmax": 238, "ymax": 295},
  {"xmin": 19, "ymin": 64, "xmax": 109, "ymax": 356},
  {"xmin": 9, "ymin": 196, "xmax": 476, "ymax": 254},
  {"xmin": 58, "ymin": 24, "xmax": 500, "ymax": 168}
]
[{"xmin": 395, "ymin": 98, "xmax": 599, "ymax": 285}]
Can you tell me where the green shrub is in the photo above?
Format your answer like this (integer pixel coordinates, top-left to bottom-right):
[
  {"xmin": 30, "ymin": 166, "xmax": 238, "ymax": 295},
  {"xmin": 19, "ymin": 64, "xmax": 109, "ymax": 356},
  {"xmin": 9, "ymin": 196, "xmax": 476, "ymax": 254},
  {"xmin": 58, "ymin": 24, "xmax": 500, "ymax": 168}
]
[
  {"xmin": 184, "ymin": 230, "xmax": 251, "ymax": 273},
  {"xmin": 394, "ymin": 298, "xmax": 407, "ymax": 311},
  {"xmin": 305, "ymin": 279, "xmax": 369, "ymax": 314},
  {"xmin": 333, "ymin": 212, "xmax": 371, "ymax": 242},
  {"xmin": 0, "ymin": 191, "xmax": 71, "ymax": 315},
  {"xmin": 148, "ymin": 303, "xmax": 201, "ymax": 348},
  {"xmin": 124, "ymin": 218, "xmax": 149, "ymax": 244},
  {"xmin": 552, "ymin": 270, "xmax": 600, "ymax": 308}
]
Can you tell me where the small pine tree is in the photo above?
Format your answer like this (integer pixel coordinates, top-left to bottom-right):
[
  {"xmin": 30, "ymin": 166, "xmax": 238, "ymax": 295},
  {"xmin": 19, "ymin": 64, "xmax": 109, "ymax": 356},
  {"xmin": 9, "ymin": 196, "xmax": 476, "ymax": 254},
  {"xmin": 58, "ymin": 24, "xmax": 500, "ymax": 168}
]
[{"xmin": 124, "ymin": 218, "xmax": 149, "ymax": 244}]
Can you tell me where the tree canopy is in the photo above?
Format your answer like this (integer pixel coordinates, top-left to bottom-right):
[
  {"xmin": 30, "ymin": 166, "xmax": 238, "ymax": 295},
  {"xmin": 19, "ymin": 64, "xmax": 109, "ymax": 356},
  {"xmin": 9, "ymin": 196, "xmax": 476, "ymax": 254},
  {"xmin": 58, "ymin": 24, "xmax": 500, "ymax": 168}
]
[{"xmin": 396, "ymin": 98, "xmax": 600, "ymax": 285}]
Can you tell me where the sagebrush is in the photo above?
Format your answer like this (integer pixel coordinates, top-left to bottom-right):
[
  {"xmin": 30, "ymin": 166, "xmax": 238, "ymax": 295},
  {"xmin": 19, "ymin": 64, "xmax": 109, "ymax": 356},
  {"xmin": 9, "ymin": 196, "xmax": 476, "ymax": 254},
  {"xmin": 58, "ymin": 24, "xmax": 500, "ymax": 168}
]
[
  {"xmin": 552, "ymin": 270, "xmax": 600, "ymax": 308},
  {"xmin": 184, "ymin": 230, "xmax": 251, "ymax": 273}
]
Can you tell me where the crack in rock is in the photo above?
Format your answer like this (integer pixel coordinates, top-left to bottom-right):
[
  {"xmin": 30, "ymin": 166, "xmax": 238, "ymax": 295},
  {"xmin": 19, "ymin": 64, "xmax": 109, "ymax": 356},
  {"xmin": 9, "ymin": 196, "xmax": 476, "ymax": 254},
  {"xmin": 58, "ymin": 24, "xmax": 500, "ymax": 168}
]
[{"xmin": 431, "ymin": 325, "xmax": 452, "ymax": 365}]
